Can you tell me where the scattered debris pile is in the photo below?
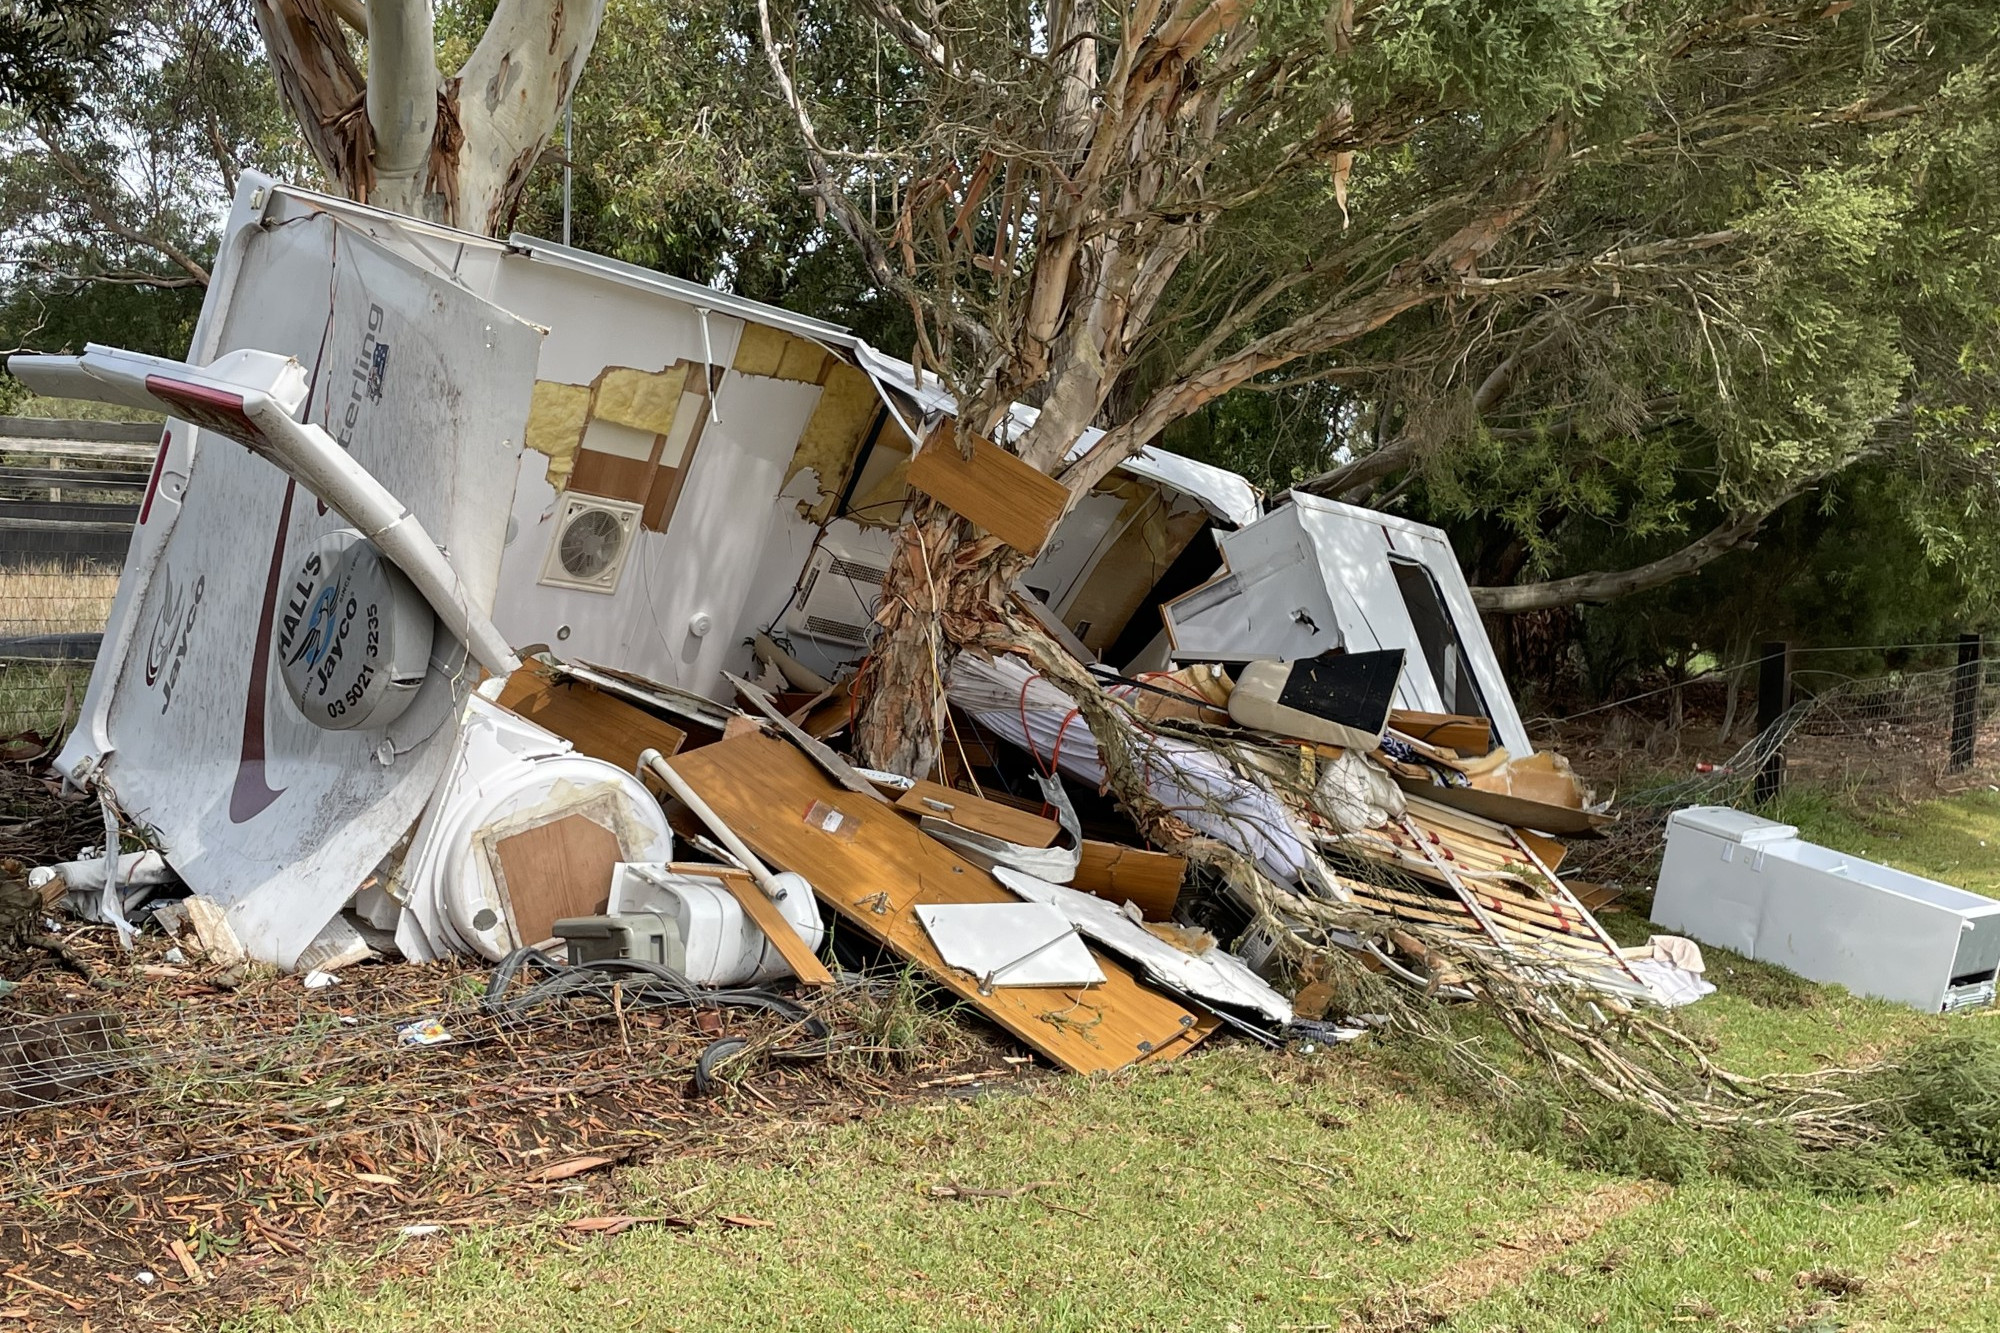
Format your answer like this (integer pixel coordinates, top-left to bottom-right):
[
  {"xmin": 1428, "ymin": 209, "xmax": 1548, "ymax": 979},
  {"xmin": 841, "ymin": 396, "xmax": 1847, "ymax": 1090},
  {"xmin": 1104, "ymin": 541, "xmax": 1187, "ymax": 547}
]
[{"xmin": 7, "ymin": 621, "xmax": 1692, "ymax": 1094}]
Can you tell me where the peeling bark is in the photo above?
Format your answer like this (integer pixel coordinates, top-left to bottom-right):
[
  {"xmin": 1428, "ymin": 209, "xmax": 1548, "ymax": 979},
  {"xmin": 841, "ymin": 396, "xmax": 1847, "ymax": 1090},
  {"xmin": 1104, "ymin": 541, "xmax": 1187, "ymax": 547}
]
[
  {"xmin": 852, "ymin": 495, "xmax": 1027, "ymax": 778},
  {"xmin": 252, "ymin": 0, "xmax": 369, "ymax": 198},
  {"xmin": 252, "ymin": 0, "xmax": 605, "ymax": 234}
]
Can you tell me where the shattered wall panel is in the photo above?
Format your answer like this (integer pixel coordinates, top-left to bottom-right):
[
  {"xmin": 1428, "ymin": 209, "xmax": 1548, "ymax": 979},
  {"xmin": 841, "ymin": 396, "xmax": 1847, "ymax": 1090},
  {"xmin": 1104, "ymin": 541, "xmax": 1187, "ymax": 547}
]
[
  {"xmin": 785, "ymin": 361, "xmax": 883, "ymax": 522},
  {"xmin": 1062, "ymin": 480, "xmax": 1210, "ymax": 654}
]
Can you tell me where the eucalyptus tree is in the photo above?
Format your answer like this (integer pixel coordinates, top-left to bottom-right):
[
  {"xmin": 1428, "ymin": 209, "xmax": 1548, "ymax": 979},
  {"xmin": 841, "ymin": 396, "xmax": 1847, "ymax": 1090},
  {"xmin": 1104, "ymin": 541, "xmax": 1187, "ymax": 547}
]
[
  {"xmin": 753, "ymin": 0, "xmax": 1999, "ymax": 772},
  {"xmin": 251, "ymin": 0, "xmax": 605, "ymax": 232}
]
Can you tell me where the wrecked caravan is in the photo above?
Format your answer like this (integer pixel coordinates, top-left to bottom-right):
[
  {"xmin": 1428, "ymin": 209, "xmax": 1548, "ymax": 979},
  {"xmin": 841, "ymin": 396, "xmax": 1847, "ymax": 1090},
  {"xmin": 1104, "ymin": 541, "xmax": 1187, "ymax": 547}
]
[
  {"xmin": 1159, "ymin": 494, "xmax": 1534, "ymax": 757},
  {"xmin": 11, "ymin": 175, "xmax": 1257, "ymax": 969}
]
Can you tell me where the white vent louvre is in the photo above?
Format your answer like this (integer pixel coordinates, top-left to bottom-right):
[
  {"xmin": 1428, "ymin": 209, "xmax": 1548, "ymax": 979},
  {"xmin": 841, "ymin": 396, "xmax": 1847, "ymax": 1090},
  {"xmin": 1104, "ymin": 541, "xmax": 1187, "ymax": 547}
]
[
  {"xmin": 828, "ymin": 556, "xmax": 889, "ymax": 584},
  {"xmin": 804, "ymin": 615, "xmax": 871, "ymax": 643},
  {"xmin": 786, "ymin": 530, "xmax": 896, "ymax": 647},
  {"xmin": 537, "ymin": 494, "xmax": 643, "ymax": 594}
]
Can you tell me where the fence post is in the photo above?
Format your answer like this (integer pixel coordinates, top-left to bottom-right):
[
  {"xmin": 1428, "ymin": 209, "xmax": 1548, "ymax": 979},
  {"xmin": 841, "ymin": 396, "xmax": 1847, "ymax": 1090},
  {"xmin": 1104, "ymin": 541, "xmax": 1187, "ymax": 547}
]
[
  {"xmin": 1754, "ymin": 640, "xmax": 1791, "ymax": 805},
  {"xmin": 1951, "ymin": 633, "xmax": 1983, "ymax": 773}
]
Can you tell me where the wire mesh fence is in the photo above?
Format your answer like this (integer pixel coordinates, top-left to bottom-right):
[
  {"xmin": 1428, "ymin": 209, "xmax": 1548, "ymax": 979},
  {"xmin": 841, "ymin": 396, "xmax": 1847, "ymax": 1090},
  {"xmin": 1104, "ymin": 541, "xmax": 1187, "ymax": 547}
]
[
  {"xmin": 1563, "ymin": 655, "xmax": 2000, "ymax": 887},
  {"xmin": 1, "ymin": 418, "xmax": 149, "ymax": 741},
  {"xmin": 0, "ymin": 560, "xmax": 119, "ymax": 740}
]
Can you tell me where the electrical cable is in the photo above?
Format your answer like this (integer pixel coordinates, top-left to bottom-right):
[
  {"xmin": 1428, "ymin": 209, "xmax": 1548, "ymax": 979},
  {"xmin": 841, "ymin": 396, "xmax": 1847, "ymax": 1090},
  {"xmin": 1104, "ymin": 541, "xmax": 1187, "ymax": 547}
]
[{"xmin": 480, "ymin": 947, "xmax": 835, "ymax": 1098}]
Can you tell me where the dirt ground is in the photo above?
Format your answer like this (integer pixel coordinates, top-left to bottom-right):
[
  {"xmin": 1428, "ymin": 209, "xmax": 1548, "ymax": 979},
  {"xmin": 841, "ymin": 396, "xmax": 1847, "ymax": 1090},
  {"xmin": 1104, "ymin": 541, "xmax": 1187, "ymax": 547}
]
[
  {"xmin": 0, "ymin": 696, "xmax": 1049, "ymax": 1330},
  {"xmin": 2, "ymin": 896, "xmax": 1041, "ymax": 1331}
]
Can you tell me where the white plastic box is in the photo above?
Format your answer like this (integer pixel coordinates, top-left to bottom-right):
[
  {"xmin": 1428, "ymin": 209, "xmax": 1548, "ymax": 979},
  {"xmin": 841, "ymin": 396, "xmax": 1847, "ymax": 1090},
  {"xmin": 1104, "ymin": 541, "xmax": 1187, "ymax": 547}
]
[{"xmin": 1653, "ymin": 806, "xmax": 2000, "ymax": 1012}]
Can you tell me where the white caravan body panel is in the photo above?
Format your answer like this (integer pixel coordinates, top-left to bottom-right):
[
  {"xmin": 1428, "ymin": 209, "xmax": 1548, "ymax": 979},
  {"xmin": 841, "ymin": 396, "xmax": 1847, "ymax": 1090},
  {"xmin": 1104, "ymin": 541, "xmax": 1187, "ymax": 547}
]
[
  {"xmin": 57, "ymin": 182, "xmax": 543, "ymax": 967},
  {"xmin": 1161, "ymin": 494, "xmax": 1532, "ymax": 755}
]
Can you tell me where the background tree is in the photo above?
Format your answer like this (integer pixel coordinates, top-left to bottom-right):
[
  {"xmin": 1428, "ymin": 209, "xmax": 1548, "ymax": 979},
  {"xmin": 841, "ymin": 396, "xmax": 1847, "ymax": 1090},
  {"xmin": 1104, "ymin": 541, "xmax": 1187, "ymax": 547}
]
[
  {"xmin": 0, "ymin": 1, "xmax": 121, "ymax": 117},
  {"xmin": 0, "ymin": 1, "xmax": 308, "ymax": 408},
  {"xmin": 509, "ymin": 0, "xmax": 906, "ymax": 343},
  {"xmin": 754, "ymin": 0, "xmax": 1999, "ymax": 771}
]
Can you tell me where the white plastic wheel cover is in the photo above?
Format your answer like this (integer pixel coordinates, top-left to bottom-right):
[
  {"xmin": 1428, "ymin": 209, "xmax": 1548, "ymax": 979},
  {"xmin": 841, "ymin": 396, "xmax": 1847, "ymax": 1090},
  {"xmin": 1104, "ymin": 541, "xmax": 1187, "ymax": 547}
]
[{"xmin": 278, "ymin": 529, "xmax": 436, "ymax": 730}]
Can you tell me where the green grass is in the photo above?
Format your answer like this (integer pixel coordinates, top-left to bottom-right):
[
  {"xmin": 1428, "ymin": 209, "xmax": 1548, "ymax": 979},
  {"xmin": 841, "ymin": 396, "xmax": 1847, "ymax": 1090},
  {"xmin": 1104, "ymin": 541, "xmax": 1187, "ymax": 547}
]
[
  {"xmin": 225, "ymin": 787, "xmax": 2000, "ymax": 1333},
  {"xmin": 1766, "ymin": 786, "xmax": 2000, "ymax": 900}
]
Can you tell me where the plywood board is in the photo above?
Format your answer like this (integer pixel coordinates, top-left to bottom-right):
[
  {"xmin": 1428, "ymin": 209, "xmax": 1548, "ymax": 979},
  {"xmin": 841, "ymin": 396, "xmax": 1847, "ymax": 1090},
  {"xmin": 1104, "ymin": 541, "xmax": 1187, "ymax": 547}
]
[
  {"xmin": 896, "ymin": 780, "xmax": 1061, "ymax": 848},
  {"xmin": 493, "ymin": 812, "xmax": 623, "ymax": 947},
  {"xmin": 1067, "ymin": 841, "xmax": 1186, "ymax": 922},
  {"xmin": 570, "ymin": 447, "xmax": 656, "ymax": 504},
  {"xmin": 1389, "ymin": 709, "xmax": 1493, "ymax": 756},
  {"xmin": 498, "ymin": 661, "xmax": 687, "ymax": 773},
  {"xmin": 698, "ymin": 868, "xmax": 836, "ymax": 988},
  {"xmin": 1391, "ymin": 774, "xmax": 1611, "ymax": 837},
  {"xmin": 667, "ymin": 733, "xmax": 1218, "ymax": 1073},
  {"xmin": 906, "ymin": 421, "xmax": 1070, "ymax": 556}
]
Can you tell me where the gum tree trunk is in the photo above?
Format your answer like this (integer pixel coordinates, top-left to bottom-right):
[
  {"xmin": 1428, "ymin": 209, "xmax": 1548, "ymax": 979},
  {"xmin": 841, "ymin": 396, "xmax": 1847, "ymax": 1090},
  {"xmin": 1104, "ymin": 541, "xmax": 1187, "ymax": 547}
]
[
  {"xmin": 852, "ymin": 499, "xmax": 1033, "ymax": 779},
  {"xmin": 252, "ymin": 0, "xmax": 605, "ymax": 234}
]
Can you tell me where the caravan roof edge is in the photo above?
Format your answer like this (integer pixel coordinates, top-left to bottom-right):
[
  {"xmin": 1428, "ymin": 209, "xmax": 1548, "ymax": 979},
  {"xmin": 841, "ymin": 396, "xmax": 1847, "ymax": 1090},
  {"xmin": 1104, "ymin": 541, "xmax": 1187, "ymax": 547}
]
[
  {"xmin": 504, "ymin": 234, "xmax": 857, "ymax": 347},
  {"xmin": 1287, "ymin": 490, "xmax": 1451, "ymax": 540}
]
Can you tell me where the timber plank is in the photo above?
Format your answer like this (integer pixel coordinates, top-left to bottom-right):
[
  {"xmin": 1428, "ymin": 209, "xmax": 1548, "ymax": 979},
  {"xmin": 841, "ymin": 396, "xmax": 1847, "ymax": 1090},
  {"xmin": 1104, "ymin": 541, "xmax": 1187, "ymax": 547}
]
[
  {"xmin": 668, "ymin": 733, "xmax": 1217, "ymax": 1073},
  {"xmin": 1388, "ymin": 710, "xmax": 1493, "ymax": 755},
  {"xmin": 1069, "ymin": 842, "xmax": 1185, "ymax": 921},
  {"xmin": 895, "ymin": 780, "xmax": 1061, "ymax": 848},
  {"xmin": 690, "ymin": 867, "xmax": 836, "ymax": 988},
  {"xmin": 905, "ymin": 420, "xmax": 1070, "ymax": 556},
  {"xmin": 499, "ymin": 661, "xmax": 686, "ymax": 773}
]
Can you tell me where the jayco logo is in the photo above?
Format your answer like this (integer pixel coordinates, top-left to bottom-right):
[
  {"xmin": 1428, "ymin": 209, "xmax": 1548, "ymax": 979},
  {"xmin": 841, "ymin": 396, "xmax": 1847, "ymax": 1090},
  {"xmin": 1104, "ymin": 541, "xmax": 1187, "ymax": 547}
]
[{"xmin": 143, "ymin": 564, "xmax": 205, "ymax": 713}]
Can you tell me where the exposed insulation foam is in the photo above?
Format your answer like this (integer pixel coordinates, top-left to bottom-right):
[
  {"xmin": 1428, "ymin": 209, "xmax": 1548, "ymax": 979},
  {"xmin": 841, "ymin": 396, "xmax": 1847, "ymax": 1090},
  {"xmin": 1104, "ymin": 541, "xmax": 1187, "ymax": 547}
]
[
  {"xmin": 733, "ymin": 323, "xmax": 831, "ymax": 383},
  {"xmin": 787, "ymin": 362, "xmax": 883, "ymax": 521},
  {"xmin": 523, "ymin": 380, "xmax": 590, "ymax": 491},
  {"xmin": 594, "ymin": 364, "xmax": 689, "ymax": 435}
]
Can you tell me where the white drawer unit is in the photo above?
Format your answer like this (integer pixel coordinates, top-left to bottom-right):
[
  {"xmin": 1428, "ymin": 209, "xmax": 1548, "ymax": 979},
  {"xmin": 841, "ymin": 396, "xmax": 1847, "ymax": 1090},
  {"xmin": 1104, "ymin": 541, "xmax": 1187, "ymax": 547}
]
[{"xmin": 1654, "ymin": 806, "xmax": 2000, "ymax": 1012}]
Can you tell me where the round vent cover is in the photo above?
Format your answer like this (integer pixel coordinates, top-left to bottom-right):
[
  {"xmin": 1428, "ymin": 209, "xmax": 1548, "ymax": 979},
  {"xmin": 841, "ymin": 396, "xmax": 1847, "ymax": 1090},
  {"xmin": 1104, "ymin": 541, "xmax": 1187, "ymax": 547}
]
[
  {"xmin": 558, "ymin": 506, "xmax": 626, "ymax": 580},
  {"xmin": 277, "ymin": 529, "xmax": 436, "ymax": 731}
]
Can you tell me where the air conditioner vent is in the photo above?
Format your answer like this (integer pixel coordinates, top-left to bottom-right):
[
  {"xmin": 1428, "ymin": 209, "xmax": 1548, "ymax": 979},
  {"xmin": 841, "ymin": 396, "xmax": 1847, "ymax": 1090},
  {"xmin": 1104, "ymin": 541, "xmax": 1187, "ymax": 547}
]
[{"xmin": 785, "ymin": 531, "xmax": 896, "ymax": 647}]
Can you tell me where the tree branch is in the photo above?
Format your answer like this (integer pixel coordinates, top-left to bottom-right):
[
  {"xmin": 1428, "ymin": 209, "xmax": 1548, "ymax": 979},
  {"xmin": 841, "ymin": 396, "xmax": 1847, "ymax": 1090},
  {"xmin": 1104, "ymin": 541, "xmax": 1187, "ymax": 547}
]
[
  {"xmin": 38, "ymin": 140, "xmax": 211, "ymax": 284},
  {"xmin": 364, "ymin": 0, "xmax": 438, "ymax": 211},
  {"xmin": 1293, "ymin": 432, "xmax": 1421, "ymax": 502},
  {"xmin": 326, "ymin": 0, "xmax": 367, "ymax": 33},
  {"xmin": 252, "ymin": 0, "xmax": 369, "ymax": 196},
  {"xmin": 1470, "ymin": 501, "xmax": 1796, "ymax": 614},
  {"xmin": 757, "ymin": 0, "xmax": 992, "ymax": 356}
]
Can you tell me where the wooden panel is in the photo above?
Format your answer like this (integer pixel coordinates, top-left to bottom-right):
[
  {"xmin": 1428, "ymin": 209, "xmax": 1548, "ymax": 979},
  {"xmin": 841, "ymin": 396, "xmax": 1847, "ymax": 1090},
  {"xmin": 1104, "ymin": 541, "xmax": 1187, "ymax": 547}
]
[
  {"xmin": 905, "ymin": 420, "xmax": 1070, "ymax": 556},
  {"xmin": 896, "ymin": 780, "xmax": 1060, "ymax": 848},
  {"xmin": 712, "ymin": 870, "xmax": 836, "ymax": 989},
  {"xmin": 493, "ymin": 813, "xmax": 623, "ymax": 947},
  {"xmin": 1392, "ymin": 775, "xmax": 1611, "ymax": 837},
  {"xmin": 571, "ymin": 448, "xmax": 656, "ymax": 505},
  {"xmin": 1389, "ymin": 709, "xmax": 1493, "ymax": 756},
  {"xmin": 498, "ymin": 661, "xmax": 686, "ymax": 773},
  {"xmin": 668, "ymin": 733, "xmax": 1217, "ymax": 1074},
  {"xmin": 1513, "ymin": 826, "xmax": 1569, "ymax": 874},
  {"xmin": 1068, "ymin": 841, "xmax": 1185, "ymax": 922},
  {"xmin": 643, "ymin": 386, "xmax": 710, "ymax": 533}
]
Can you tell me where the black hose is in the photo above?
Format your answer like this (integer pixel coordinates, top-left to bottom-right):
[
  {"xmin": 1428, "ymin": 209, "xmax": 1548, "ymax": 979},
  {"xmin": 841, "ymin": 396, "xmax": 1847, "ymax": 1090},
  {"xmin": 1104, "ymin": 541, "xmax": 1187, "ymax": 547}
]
[
  {"xmin": 482, "ymin": 947, "xmax": 820, "ymax": 1028},
  {"xmin": 481, "ymin": 948, "xmax": 832, "ymax": 1096},
  {"xmin": 693, "ymin": 1036, "xmax": 752, "ymax": 1096}
]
